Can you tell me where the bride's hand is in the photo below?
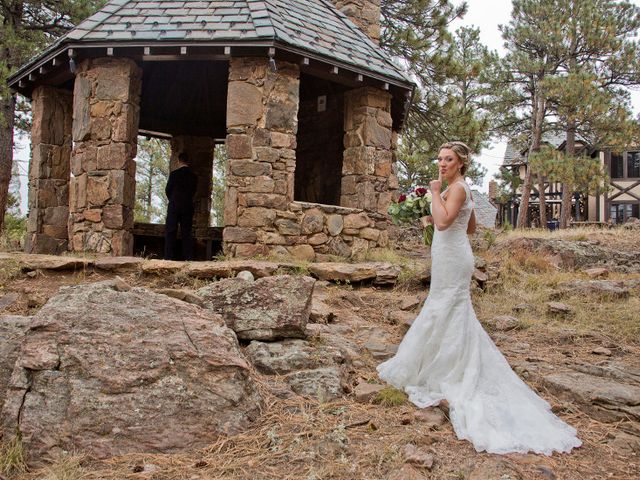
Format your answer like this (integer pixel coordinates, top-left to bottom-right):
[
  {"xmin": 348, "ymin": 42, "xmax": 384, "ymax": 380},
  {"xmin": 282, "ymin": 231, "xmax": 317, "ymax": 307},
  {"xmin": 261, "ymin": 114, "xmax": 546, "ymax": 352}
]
[
  {"xmin": 430, "ymin": 171, "xmax": 442, "ymax": 194},
  {"xmin": 420, "ymin": 215, "xmax": 433, "ymax": 228}
]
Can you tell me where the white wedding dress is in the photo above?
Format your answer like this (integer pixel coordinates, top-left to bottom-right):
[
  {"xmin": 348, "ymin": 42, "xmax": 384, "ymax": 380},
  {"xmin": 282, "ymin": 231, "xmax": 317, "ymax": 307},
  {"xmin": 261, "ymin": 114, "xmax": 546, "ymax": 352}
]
[{"xmin": 377, "ymin": 180, "xmax": 581, "ymax": 455}]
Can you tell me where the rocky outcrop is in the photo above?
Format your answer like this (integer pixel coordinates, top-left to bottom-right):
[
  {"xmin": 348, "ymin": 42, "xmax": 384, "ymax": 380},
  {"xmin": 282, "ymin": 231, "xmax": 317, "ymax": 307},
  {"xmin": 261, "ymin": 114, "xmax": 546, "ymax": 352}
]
[
  {"xmin": 550, "ymin": 280, "xmax": 636, "ymax": 300},
  {"xmin": 0, "ymin": 315, "xmax": 31, "ymax": 409},
  {"xmin": 1, "ymin": 280, "xmax": 262, "ymax": 463},
  {"xmin": 492, "ymin": 237, "xmax": 640, "ymax": 271},
  {"xmin": 245, "ymin": 339, "xmax": 345, "ymax": 375},
  {"xmin": 198, "ymin": 275, "xmax": 315, "ymax": 340},
  {"xmin": 308, "ymin": 262, "xmax": 401, "ymax": 284}
]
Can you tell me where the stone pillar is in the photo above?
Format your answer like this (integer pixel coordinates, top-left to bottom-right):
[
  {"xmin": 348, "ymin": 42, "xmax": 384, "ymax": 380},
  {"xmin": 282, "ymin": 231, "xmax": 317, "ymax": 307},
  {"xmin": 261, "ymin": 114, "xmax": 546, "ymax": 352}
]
[
  {"xmin": 25, "ymin": 86, "xmax": 73, "ymax": 254},
  {"xmin": 332, "ymin": 0, "xmax": 381, "ymax": 42},
  {"xmin": 341, "ymin": 86, "xmax": 395, "ymax": 215},
  {"xmin": 69, "ymin": 58, "xmax": 141, "ymax": 255},
  {"xmin": 223, "ymin": 57, "xmax": 300, "ymax": 257},
  {"xmin": 170, "ymin": 136, "xmax": 215, "ymax": 236}
]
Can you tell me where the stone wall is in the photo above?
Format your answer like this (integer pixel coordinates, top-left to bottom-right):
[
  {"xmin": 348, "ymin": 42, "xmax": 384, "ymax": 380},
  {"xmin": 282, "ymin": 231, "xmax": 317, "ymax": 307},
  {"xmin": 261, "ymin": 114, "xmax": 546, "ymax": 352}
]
[
  {"xmin": 332, "ymin": 0, "xmax": 382, "ymax": 42},
  {"xmin": 68, "ymin": 58, "xmax": 141, "ymax": 255},
  {"xmin": 341, "ymin": 87, "xmax": 396, "ymax": 214},
  {"xmin": 222, "ymin": 58, "xmax": 395, "ymax": 260},
  {"xmin": 223, "ymin": 57, "xmax": 299, "ymax": 258},
  {"xmin": 25, "ymin": 86, "xmax": 73, "ymax": 254}
]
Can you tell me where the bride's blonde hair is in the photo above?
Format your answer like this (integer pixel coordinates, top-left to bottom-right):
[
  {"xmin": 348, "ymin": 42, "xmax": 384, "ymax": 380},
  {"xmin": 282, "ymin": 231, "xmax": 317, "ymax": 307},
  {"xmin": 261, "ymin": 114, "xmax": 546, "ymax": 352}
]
[{"xmin": 440, "ymin": 141, "xmax": 471, "ymax": 175}]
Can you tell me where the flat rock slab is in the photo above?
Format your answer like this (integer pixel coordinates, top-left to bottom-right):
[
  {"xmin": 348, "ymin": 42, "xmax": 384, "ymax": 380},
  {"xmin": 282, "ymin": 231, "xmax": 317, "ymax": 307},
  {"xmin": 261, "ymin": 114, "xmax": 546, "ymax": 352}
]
[
  {"xmin": 245, "ymin": 339, "xmax": 346, "ymax": 375},
  {"xmin": 551, "ymin": 280, "xmax": 631, "ymax": 300},
  {"xmin": 542, "ymin": 371, "xmax": 640, "ymax": 422},
  {"xmin": 1, "ymin": 280, "xmax": 262, "ymax": 463},
  {"xmin": 354, "ymin": 382, "xmax": 386, "ymax": 403},
  {"xmin": 94, "ymin": 256, "xmax": 144, "ymax": 271},
  {"xmin": 198, "ymin": 275, "xmax": 315, "ymax": 341},
  {"xmin": 12, "ymin": 253, "xmax": 93, "ymax": 271},
  {"xmin": 308, "ymin": 262, "xmax": 401, "ymax": 284},
  {"xmin": 185, "ymin": 260, "xmax": 297, "ymax": 279},
  {"xmin": 140, "ymin": 259, "xmax": 183, "ymax": 274}
]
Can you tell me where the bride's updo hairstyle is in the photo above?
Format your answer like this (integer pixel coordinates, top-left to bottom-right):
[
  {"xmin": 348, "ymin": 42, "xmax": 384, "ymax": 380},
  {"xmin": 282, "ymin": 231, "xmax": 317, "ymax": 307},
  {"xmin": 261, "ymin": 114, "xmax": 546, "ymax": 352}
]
[{"xmin": 439, "ymin": 141, "xmax": 471, "ymax": 176}]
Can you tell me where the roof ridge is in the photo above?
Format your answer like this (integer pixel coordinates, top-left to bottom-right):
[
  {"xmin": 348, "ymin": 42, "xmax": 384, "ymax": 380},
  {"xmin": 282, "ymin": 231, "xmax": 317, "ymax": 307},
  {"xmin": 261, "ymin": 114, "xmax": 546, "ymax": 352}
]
[{"xmin": 315, "ymin": 0, "xmax": 409, "ymax": 81}]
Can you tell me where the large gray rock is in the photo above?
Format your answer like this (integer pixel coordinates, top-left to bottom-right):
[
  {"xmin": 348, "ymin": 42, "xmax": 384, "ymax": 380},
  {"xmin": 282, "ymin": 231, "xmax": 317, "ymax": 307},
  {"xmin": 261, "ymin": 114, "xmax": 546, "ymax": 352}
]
[
  {"xmin": 198, "ymin": 275, "xmax": 315, "ymax": 341},
  {"xmin": 308, "ymin": 262, "xmax": 401, "ymax": 285},
  {"xmin": 245, "ymin": 339, "xmax": 346, "ymax": 375},
  {"xmin": 0, "ymin": 315, "xmax": 31, "ymax": 409},
  {"xmin": 542, "ymin": 371, "xmax": 640, "ymax": 422},
  {"xmin": 1, "ymin": 280, "xmax": 262, "ymax": 463},
  {"xmin": 285, "ymin": 367, "xmax": 346, "ymax": 401}
]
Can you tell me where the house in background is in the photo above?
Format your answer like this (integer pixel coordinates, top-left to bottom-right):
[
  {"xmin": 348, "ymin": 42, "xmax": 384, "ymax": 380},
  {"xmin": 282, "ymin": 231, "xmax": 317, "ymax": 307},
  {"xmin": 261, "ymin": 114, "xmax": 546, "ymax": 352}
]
[
  {"xmin": 470, "ymin": 189, "xmax": 497, "ymax": 228},
  {"xmin": 495, "ymin": 133, "xmax": 640, "ymax": 227}
]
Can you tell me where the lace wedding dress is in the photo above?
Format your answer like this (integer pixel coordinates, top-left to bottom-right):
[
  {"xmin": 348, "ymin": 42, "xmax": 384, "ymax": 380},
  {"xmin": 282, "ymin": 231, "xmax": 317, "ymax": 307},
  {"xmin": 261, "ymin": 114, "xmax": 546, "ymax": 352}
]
[{"xmin": 377, "ymin": 180, "xmax": 581, "ymax": 455}]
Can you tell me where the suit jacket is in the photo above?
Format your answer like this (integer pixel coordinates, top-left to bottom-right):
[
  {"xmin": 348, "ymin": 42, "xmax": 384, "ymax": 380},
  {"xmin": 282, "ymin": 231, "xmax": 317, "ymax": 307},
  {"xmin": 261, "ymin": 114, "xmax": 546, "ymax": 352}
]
[{"xmin": 165, "ymin": 166, "xmax": 197, "ymax": 210}]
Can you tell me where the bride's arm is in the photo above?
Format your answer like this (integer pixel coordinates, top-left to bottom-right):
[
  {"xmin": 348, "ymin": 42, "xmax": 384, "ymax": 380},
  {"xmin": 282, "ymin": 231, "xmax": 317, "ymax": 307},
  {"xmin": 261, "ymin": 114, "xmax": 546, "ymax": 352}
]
[
  {"xmin": 467, "ymin": 209, "xmax": 477, "ymax": 234},
  {"xmin": 430, "ymin": 184, "xmax": 466, "ymax": 231}
]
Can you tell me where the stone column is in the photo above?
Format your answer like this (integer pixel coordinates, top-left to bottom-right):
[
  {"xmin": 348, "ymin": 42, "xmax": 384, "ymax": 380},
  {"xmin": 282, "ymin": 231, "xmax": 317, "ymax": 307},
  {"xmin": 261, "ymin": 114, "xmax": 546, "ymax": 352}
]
[
  {"xmin": 25, "ymin": 86, "xmax": 73, "ymax": 254},
  {"xmin": 332, "ymin": 0, "xmax": 381, "ymax": 42},
  {"xmin": 170, "ymin": 136, "xmax": 215, "ymax": 237},
  {"xmin": 69, "ymin": 58, "xmax": 141, "ymax": 255},
  {"xmin": 341, "ymin": 86, "xmax": 395, "ymax": 215},
  {"xmin": 223, "ymin": 57, "xmax": 300, "ymax": 257}
]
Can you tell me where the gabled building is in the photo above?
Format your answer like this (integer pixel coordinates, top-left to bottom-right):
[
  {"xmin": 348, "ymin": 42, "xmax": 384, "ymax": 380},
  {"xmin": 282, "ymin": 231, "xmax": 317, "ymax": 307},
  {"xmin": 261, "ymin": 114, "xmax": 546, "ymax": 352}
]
[
  {"xmin": 497, "ymin": 133, "xmax": 639, "ymax": 227},
  {"xmin": 9, "ymin": 0, "xmax": 414, "ymax": 259}
]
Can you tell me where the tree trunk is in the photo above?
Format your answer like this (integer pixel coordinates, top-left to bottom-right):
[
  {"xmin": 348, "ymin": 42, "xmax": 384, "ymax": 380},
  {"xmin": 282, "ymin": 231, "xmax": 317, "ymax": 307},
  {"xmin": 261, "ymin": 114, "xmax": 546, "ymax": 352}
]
[
  {"xmin": 516, "ymin": 165, "xmax": 532, "ymax": 228},
  {"xmin": 0, "ymin": 95, "xmax": 16, "ymax": 233},
  {"xmin": 560, "ymin": 124, "xmax": 575, "ymax": 228},
  {"xmin": 538, "ymin": 173, "xmax": 547, "ymax": 227}
]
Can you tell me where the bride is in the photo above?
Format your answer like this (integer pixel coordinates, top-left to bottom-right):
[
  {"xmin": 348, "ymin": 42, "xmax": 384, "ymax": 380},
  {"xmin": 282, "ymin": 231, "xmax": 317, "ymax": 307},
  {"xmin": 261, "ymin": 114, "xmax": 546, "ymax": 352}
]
[{"xmin": 377, "ymin": 141, "xmax": 581, "ymax": 455}]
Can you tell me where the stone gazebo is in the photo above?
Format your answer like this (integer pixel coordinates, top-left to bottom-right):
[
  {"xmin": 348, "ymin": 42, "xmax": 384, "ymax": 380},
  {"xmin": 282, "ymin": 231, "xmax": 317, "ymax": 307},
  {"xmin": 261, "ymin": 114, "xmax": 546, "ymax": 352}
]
[{"xmin": 9, "ymin": 0, "xmax": 414, "ymax": 260}]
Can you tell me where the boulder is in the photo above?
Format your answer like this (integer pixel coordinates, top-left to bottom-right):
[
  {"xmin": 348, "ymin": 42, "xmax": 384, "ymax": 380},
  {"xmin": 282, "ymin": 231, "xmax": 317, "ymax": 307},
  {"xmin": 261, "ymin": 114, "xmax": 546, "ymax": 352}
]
[
  {"xmin": 155, "ymin": 288, "xmax": 204, "ymax": 306},
  {"xmin": 0, "ymin": 315, "xmax": 31, "ymax": 408},
  {"xmin": 185, "ymin": 260, "xmax": 290, "ymax": 279},
  {"xmin": 1, "ymin": 280, "xmax": 262, "ymax": 463},
  {"xmin": 546, "ymin": 302, "xmax": 573, "ymax": 316},
  {"xmin": 308, "ymin": 262, "xmax": 400, "ymax": 284},
  {"xmin": 244, "ymin": 339, "xmax": 345, "ymax": 375},
  {"xmin": 310, "ymin": 298, "xmax": 335, "ymax": 323},
  {"xmin": 197, "ymin": 275, "xmax": 315, "ymax": 341}
]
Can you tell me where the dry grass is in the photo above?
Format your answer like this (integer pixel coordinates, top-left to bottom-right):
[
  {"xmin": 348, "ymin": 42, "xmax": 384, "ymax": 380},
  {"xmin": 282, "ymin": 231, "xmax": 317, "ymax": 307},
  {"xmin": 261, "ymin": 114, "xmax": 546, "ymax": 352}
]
[
  {"xmin": 38, "ymin": 453, "xmax": 86, "ymax": 480},
  {"xmin": 494, "ymin": 225, "xmax": 640, "ymax": 250},
  {"xmin": 0, "ymin": 433, "xmax": 27, "ymax": 476}
]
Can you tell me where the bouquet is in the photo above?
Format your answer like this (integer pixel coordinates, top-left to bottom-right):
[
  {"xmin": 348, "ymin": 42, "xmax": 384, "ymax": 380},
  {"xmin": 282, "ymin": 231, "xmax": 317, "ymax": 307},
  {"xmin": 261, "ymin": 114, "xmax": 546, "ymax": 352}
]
[{"xmin": 387, "ymin": 186, "xmax": 435, "ymax": 245}]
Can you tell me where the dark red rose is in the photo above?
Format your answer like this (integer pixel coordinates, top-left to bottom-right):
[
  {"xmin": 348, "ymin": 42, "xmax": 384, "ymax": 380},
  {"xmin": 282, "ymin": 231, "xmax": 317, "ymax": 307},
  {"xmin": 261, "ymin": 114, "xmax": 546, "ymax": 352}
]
[
  {"xmin": 415, "ymin": 187, "xmax": 427, "ymax": 197},
  {"xmin": 398, "ymin": 194, "xmax": 407, "ymax": 203}
]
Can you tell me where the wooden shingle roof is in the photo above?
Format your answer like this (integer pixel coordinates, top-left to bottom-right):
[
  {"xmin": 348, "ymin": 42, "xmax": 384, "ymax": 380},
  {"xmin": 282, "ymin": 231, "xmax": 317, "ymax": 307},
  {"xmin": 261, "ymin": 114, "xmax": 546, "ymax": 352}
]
[{"xmin": 10, "ymin": 0, "xmax": 413, "ymax": 89}]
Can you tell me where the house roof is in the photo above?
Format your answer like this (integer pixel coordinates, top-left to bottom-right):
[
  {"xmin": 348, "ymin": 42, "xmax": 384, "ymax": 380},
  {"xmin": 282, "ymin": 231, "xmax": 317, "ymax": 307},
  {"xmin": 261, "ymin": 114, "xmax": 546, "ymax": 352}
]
[
  {"xmin": 502, "ymin": 131, "xmax": 590, "ymax": 166},
  {"xmin": 9, "ymin": 0, "xmax": 414, "ymax": 90},
  {"xmin": 471, "ymin": 189, "xmax": 497, "ymax": 228}
]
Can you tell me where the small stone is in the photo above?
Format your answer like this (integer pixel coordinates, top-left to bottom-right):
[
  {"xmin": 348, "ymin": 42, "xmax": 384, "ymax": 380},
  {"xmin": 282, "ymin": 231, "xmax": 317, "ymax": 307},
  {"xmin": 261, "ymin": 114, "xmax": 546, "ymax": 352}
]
[
  {"xmin": 413, "ymin": 408, "xmax": 447, "ymax": 429},
  {"xmin": 364, "ymin": 341, "xmax": 397, "ymax": 360},
  {"xmin": 584, "ymin": 267, "xmax": 609, "ymax": 279},
  {"xmin": 236, "ymin": 270, "xmax": 255, "ymax": 282},
  {"xmin": 400, "ymin": 296, "xmax": 421, "ymax": 311},
  {"xmin": 546, "ymin": 302, "xmax": 573, "ymax": 315},
  {"xmin": 485, "ymin": 315, "xmax": 519, "ymax": 331},
  {"xmin": 354, "ymin": 383, "xmax": 385, "ymax": 403},
  {"xmin": 591, "ymin": 346, "xmax": 612, "ymax": 356},
  {"xmin": 389, "ymin": 310, "xmax": 415, "ymax": 329},
  {"xmin": 512, "ymin": 303, "xmax": 530, "ymax": 313},
  {"xmin": 403, "ymin": 444, "xmax": 434, "ymax": 470}
]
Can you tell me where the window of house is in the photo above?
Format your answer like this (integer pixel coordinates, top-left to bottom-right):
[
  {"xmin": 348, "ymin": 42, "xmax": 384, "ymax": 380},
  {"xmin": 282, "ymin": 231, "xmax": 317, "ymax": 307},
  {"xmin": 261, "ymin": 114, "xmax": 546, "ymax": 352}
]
[
  {"xmin": 611, "ymin": 153, "xmax": 624, "ymax": 179},
  {"xmin": 627, "ymin": 151, "xmax": 640, "ymax": 178},
  {"xmin": 610, "ymin": 203, "xmax": 640, "ymax": 223}
]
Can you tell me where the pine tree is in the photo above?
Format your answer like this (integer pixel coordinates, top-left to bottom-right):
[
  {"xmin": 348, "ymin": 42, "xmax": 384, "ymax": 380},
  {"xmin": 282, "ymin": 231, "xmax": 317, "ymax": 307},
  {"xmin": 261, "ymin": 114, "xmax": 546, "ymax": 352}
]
[
  {"xmin": 543, "ymin": 0, "xmax": 640, "ymax": 227},
  {"xmin": 134, "ymin": 138, "xmax": 170, "ymax": 223},
  {"xmin": 0, "ymin": 0, "xmax": 103, "ymax": 232}
]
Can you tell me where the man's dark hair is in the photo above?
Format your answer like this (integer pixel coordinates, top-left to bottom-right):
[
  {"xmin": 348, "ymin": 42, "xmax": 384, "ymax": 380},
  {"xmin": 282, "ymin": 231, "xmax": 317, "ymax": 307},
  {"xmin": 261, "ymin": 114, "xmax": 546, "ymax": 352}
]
[{"xmin": 178, "ymin": 152, "xmax": 189, "ymax": 164}]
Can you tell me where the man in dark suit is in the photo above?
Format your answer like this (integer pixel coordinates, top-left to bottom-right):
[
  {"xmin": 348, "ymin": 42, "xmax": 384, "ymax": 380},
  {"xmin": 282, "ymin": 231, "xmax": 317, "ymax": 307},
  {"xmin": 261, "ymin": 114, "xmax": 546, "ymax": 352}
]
[{"xmin": 164, "ymin": 152, "xmax": 198, "ymax": 260}]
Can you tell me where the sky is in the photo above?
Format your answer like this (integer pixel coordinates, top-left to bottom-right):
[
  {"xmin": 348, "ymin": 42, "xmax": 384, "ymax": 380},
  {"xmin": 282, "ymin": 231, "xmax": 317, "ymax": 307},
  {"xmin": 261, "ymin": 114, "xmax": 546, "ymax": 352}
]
[{"xmin": 12, "ymin": 0, "xmax": 640, "ymax": 214}]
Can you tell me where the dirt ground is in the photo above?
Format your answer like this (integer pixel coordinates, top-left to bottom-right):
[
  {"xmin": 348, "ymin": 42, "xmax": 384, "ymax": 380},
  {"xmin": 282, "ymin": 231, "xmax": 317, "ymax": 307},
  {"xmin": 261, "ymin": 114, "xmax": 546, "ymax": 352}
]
[{"xmin": 1, "ymin": 230, "xmax": 639, "ymax": 480}]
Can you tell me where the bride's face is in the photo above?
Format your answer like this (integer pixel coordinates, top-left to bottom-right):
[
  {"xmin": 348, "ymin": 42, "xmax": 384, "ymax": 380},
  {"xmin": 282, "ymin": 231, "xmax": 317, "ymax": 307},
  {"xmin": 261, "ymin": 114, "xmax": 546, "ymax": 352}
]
[{"xmin": 437, "ymin": 148, "xmax": 463, "ymax": 182}]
